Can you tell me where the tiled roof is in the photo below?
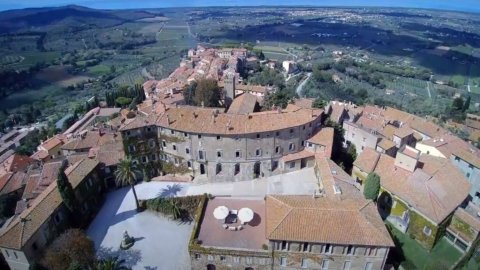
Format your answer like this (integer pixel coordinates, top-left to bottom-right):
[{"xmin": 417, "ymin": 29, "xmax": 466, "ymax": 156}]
[
  {"xmin": 120, "ymin": 106, "xmax": 323, "ymax": 135},
  {"xmin": 40, "ymin": 136, "xmax": 63, "ymax": 151},
  {"xmin": 394, "ymin": 126, "xmax": 413, "ymax": 138},
  {"xmin": 66, "ymin": 158, "xmax": 99, "ymax": 187},
  {"xmin": 1, "ymin": 172, "xmax": 27, "ymax": 195},
  {"xmin": 0, "ymin": 157, "xmax": 99, "ymax": 249},
  {"xmin": 377, "ymin": 139, "xmax": 396, "ymax": 150},
  {"xmin": 316, "ymin": 157, "xmax": 362, "ymax": 199},
  {"xmin": 265, "ymin": 195, "xmax": 394, "ymax": 246},
  {"xmin": 307, "ymin": 128, "xmax": 334, "ymax": 158},
  {"xmin": 0, "ymin": 154, "xmax": 35, "ymax": 175},
  {"xmin": 30, "ymin": 150, "xmax": 49, "ymax": 161},
  {"xmin": 227, "ymin": 93, "xmax": 258, "ymax": 115},
  {"xmin": 353, "ymin": 147, "xmax": 380, "ymax": 173},
  {"xmin": 281, "ymin": 150, "xmax": 315, "ymax": 163},
  {"xmin": 454, "ymin": 208, "xmax": 480, "ymax": 233},
  {"xmin": 372, "ymin": 154, "xmax": 470, "ymax": 224},
  {"xmin": 453, "ymin": 149, "xmax": 480, "ymax": 168},
  {"xmin": 292, "ymin": 98, "xmax": 314, "ymax": 109},
  {"xmin": 0, "ymin": 173, "xmax": 13, "ymax": 193}
]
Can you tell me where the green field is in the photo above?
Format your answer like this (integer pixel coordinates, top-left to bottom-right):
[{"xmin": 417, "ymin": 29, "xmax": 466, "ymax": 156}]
[
  {"xmin": 5, "ymin": 51, "xmax": 61, "ymax": 70},
  {"xmin": 88, "ymin": 64, "xmax": 111, "ymax": 76}
]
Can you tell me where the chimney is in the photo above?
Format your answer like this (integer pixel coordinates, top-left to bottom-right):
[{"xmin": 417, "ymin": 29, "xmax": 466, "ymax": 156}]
[{"xmin": 166, "ymin": 115, "xmax": 170, "ymax": 125}]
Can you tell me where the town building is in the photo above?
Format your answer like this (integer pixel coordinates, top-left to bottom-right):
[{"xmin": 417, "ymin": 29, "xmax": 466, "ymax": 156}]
[
  {"xmin": 0, "ymin": 157, "xmax": 104, "ymax": 270},
  {"xmin": 190, "ymin": 181, "xmax": 393, "ymax": 270},
  {"xmin": 353, "ymin": 145, "xmax": 471, "ymax": 249}
]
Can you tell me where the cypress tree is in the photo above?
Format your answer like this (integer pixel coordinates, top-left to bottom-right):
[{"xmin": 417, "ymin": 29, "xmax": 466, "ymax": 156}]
[{"xmin": 57, "ymin": 161, "xmax": 78, "ymax": 215}]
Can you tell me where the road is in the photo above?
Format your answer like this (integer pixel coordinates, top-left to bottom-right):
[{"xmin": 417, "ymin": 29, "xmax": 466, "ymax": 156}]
[
  {"xmin": 427, "ymin": 81, "xmax": 432, "ymax": 98},
  {"xmin": 296, "ymin": 72, "xmax": 312, "ymax": 97}
]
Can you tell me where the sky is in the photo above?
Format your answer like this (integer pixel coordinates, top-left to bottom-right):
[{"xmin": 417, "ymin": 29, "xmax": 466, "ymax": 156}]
[{"xmin": 0, "ymin": 0, "xmax": 479, "ymax": 13}]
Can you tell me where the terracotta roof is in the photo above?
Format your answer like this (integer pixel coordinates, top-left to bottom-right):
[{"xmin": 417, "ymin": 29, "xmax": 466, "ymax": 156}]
[
  {"xmin": 292, "ymin": 98, "xmax": 314, "ymax": 109},
  {"xmin": 0, "ymin": 181, "xmax": 62, "ymax": 249},
  {"xmin": 235, "ymin": 84, "xmax": 267, "ymax": 93},
  {"xmin": 394, "ymin": 126, "xmax": 413, "ymax": 138},
  {"xmin": 307, "ymin": 128, "xmax": 334, "ymax": 158},
  {"xmin": 40, "ymin": 136, "xmax": 63, "ymax": 151},
  {"xmin": 265, "ymin": 195, "xmax": 394, "ymax": 246},
  {"xmin": 227, "ymin": 93, "xmax": 258, "ymax": 115},
  {"xmin": 377, "ymin": 139, "xmax": 396, "ymax": 150},
  {"xmin": 66, "ymin": 158, "xmax": 99, "ymax": 187},
  {"xmin": 30, "ymin": 150, "xmax": 49, "ymax": 161},
  {"xmin": 120, "ymin": 106, "xmax": 323, "ymax": 135},
  {"xmin": 353, "ymin": 147, "xmax": 380, "ymax": 173},
  {"xmin": 281, "ymin": 150, "xmax": 315, "ymax": 163},
  {"xmin": 329, "ymin": 103, "xmax": 347, "ymax": 123},
  {"xmin": 372, "ymin": 154, "xmax": 470, "ymax": 224},
  {"xmin": 316, "ymin": 157, "xmax": 362, "ymax": 199},
  {"xmin": 453, "ymin": 149, "xmax": 480, "ymax": 168},
  {"xmin": 1, "ymin": 172, "xmax": 27, "ymax": 195},
  {"xmin": 0, "ymin": 173, "xmax": 13, "ymax": 193},
  {"xmin": 0, "ymin": 157, "xmax": 99, "ymax": 249},
  {"xmin": 380, "ymin": 125, "xmax": 396, "ymax": 139},
  {"xmin": 0, "ymin": 154, "xmax": 35, "ymax": 175},
  {"xmin": 454, "ymin": 208, "xmax": 480, "ymax": 233}
]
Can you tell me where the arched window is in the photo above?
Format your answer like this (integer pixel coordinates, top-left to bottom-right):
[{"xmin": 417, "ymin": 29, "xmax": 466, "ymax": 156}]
[{"xmin": 234, "ymin": 163, "xmax": 240, "ymax": 175}]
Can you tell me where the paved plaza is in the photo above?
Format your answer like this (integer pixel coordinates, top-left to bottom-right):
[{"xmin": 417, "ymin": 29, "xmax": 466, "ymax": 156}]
[{"xmin": 87, "ymin": 168, "xmax": 317, "ymax": 269}]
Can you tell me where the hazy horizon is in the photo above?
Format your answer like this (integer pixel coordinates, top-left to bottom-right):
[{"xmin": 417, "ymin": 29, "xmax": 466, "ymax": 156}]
[{"xmin": 1, "ymin": 0, "xmax": 480, "ymax": 13}]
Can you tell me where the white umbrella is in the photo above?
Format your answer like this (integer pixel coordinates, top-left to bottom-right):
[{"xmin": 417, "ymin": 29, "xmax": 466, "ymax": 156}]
[
  {"xmin": 238, "ymin": 208, "xmax": 254, "ymax": 223},
  {"xmin": 213, "ymin": 206, "xmax": 229, "ymax": 220}
]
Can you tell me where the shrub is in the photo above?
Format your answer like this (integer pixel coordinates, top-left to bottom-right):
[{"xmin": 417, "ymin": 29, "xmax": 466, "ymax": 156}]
[{"xmin": 363, "ymin": 172, "xmax": 381, "ymax": 201}]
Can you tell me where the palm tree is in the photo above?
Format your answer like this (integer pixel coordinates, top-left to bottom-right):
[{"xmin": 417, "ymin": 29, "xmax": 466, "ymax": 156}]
[
  {"xmin": 115, "ymin": 158, "xmax": 141, "ymax": 211},
  {"xmin": 95, "ymin": 257, "xmax": 129, "ymax": 270}
]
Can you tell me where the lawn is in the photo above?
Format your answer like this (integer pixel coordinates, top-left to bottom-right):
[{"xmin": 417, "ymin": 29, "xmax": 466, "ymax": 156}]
[{"xmin": 388, "ymin": 224, "xmax": 463, "ymax": 269}]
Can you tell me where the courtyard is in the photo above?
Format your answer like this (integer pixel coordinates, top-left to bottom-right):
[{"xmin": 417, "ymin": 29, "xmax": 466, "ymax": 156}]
[{"xmin": 87, "ymin": 168, "xmax": 318, "ymax": 269}]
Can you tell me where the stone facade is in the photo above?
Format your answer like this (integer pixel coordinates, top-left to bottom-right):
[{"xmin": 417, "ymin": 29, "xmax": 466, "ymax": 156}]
[
  {"xmin": 122, "ymin": 118, "xmax": 322, "ymax": 182},
  {"xmin": 343, "ymin": 121, "xmax": 381, "ymax": 154},
  {"xmin": 451, "ymin": 154, "xmax": 480, "ymax": 205}
]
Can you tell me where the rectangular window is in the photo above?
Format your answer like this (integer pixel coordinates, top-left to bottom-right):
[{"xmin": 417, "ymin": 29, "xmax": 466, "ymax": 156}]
[
  {"xmin": 276, "ymin": 131, "xmax": 280, "ymax": 136},
  {"xmin": 321, "ymin": 259, "xmax": 329, "ymax": 270},
  {"xmin": 128, "ymin": 145, "xmax": 136, "ymax": 152},
  {"xmin": 220, "ymin": 255, "xmax": 226, "ymax": 261},
  {"xmin": 198, "ymin": 134, "xmax": 202, "ymax": 139},
  {"xmin": 281, "ymin": 241, "xmax": 288, "ymax": 250},
  {"xmin": 14, "ymin": 251, "xmax": 18, "ymax": 259},
  {"xmin": 289, "ymin": 162, "xmax": 295, "ymax": 168},
  {"xmin": 235, "ymin": 150, "xmax": 241, "ymax": 158},
  {"xmin": 217, "ymin": 150, "xmax": 222, "ymax": 158},
  {"xmin": 170, "ymin": 130, "xmax": 175, "ymax": 135},
  {"xmin": 346, "ymin": 245, "xmax": 354, "ymax": 255},
  {"xmin": 256, "ymin": 133, "xmax": 261, "ymax": 139},
  {"xmin": 207, "ymin": 255, "xmax": 213, "ymax": 261},
  {"xmin": 365, "ymin": 262, "xmax": 373, "ymax": 270},
  {"xmin": 255, "ymin": 149, "xmax": 262, "ymax": 156},
  {"xmin": 172, "ymin": 144, "xmax": 177, "ymax": 151},
  {"xmin": 162, "ymin": 140, "xmax": 166, "ymax": 147},
  {"xmin": 324, "ymin": 244, "xmax": 332, "ymax": 254},
  {"xmin": 233, "ymin": 256, "xmax": 240, "ymax": 263},
  {"xmin": 194, "ymin": 253, "xmax": 200, "ymax": 260},
  {"xmin": 301, "ymin": 258, "xmax": 308, "ymax": 268},
  {"xmin": 184, "ymin": 132, "xmax": 188, "ymax": 137},
  {"xmin": 303, "ymin": 242, "xmax": 309, "ymax": 252},
  {"xmin": 187, "ymin": 161, "xmax": 192, "ymax": 168},
  {"xmin": 289, "ymin": 143, "xmax": 295, "ymax": 151},
  {"xmin": 275, "ymin": 146, "xmax": 280, "ymax": 154},
  {"xmin": 217, "ymin": 135, "xmax": 221, "ymax": 140},
  {"xmin": 290, "ymin": 129, "xmax": 294, "ymax": 133},
  {"xmin": 5, "ymin": 250, "xmax": 9, "ymax": 257},
  {"xmin": 280, "ymin": 257, "xmax": 287, "ymax": 266},
  {"xmin": 199, "ymin": 150, "xmax": 205, "ymax": 160},
  {"xmin": 186, "ymin": 148, "xmax": 190, "ymax": 154},
  {"xmin": 344, "ymin": 261, "xmax": 351, "ymax": 270},
  {"xmin": 141, "ymin": 156, "xmax": 148, "ymax": 163},
  {"xmin": 246, "ymin": 257, "xmax": 253, "ymax": 265}
]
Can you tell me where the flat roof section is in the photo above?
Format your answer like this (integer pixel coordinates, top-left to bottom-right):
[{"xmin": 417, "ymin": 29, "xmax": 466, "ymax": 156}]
[{"xmin": 197, "ymin": 197, "xmax": 266, "ymax": 251}]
